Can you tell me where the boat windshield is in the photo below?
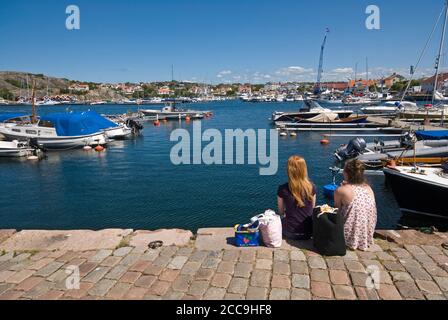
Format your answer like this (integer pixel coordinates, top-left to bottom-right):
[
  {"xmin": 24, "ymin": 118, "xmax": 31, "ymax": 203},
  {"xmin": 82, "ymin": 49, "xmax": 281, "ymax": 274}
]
[{"xmin": 38, "ymin": 120, "xmax": 55, "ymax": 128}]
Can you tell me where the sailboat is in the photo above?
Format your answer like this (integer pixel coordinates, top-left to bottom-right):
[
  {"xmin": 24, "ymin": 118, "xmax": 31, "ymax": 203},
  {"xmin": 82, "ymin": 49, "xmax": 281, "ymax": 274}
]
[
  {"xmin": 0, "ymin": 86, "xmax": 107, "ymax": 149},
  {"xmin": 399, "ymin": 0, "xmax": 448, "ymax": 123},
  {"xmin": 385, "ymin": 1, "xmax": 448, "ymax": 219}
]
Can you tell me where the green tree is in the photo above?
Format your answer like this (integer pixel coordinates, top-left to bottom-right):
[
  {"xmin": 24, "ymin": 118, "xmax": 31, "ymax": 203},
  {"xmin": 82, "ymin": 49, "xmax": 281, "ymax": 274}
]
[{"xmin": 0, "ymin": 88, "xmax": 14, "ymax": 100}]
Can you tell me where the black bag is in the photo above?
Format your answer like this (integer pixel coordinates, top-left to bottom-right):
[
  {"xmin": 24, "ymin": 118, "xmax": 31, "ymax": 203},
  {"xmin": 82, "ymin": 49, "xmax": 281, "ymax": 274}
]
[{"xmin": 312, "ymin": 207, "xmax": 346, "ymax": 256}]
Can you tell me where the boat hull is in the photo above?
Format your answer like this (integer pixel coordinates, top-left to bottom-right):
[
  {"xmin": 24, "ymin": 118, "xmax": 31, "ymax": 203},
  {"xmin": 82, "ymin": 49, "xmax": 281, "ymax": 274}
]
[
  {"xmin": 1, "ymin": 132, "xmax": 107, "ymax": 150},
  {"xmin": 384, "ymin": 168, "xmax": 448, "ymax": 218},
  {"xmin": 103, "ymin": 126, "xmax": 132, "ymax": 140},
  {"xmin": 140, "ymin": 110, "xmax": 205, "ymax": 119}
]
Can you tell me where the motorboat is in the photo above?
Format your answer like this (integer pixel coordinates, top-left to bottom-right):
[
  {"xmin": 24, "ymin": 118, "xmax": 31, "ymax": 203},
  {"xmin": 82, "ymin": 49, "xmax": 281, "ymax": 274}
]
[
  {"xmin": 0, "ymin": 140, "xmax": 42, "ymax": 158},
  {"xmin": 0, "ymin": 111, "xmax": 109, "ymax": 149},
  {"xmin": 140, "ymin": 102, "xmax": 210, "ymax": 120},
  {"xmin": 384, "ymin": 165, "xmax": 448, "ymax": 219},
  {"xmin": 272, "ymin": 100, "xmax": 353, "ymax": 123},
  {"xmin": 335, "ymin": 133, "xmax": 448, "ymax": 166},
  {"xmin": 90, "ymin": 100, "xmax": 107, "ymax": 105},
  {"xmin": 36, "ymin": 97, "xmax": 60, "ymax": 106},
  {"xmin": 342, "ymin": 96, "xmax": 379, "ymax": 106},
  {"xmin": 360, "ymin": 105, "xmax": 398, "ymax": 116}
]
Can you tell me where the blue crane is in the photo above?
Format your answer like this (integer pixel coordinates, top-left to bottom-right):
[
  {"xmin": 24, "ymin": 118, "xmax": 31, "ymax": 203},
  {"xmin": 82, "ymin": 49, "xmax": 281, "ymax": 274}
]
[{"xmin": 314, "ymin": 28, "xmax": 330, "ymax": 95}]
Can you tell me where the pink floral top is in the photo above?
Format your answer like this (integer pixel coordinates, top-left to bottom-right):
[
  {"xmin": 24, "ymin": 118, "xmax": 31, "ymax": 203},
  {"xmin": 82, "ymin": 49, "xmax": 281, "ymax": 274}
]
[{"xmin": 340, "ymin": 184, "xmax": 377, "ymax": 251}]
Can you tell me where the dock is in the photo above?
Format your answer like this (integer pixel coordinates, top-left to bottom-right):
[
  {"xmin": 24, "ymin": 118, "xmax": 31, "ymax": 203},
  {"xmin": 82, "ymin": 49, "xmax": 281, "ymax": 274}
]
[
  {"xmin": 0, "ymin": 228, "xmax": 447, "ymax": 300},
  {"xmin": 367, "ymin": 116, "xmax": 446, "ymax": 132}
]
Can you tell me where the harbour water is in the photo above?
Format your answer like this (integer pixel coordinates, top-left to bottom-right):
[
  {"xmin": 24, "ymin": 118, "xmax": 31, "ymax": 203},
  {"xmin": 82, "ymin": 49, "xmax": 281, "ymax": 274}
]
[{"xmin": 0, "ymin": 101, "xmax": 416, "ymax": 231}]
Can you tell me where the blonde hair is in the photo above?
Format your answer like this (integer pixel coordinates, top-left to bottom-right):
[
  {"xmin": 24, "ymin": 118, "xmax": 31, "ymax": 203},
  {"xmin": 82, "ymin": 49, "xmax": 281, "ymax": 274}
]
[{"xmin": 287, "ymin": 156, "xmax": 314, "ymax": 208}]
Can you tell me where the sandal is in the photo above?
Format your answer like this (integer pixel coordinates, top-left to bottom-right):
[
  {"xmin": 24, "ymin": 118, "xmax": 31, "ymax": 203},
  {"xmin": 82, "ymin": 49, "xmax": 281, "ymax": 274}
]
[{"xmin": 148, "ymin": 241, "xmax": 163, "ymax": 250}]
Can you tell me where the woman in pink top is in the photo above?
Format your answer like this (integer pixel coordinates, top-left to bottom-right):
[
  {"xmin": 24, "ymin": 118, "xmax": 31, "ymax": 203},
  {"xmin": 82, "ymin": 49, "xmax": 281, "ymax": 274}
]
[{"xmin": 334, "ymin": 159, "xmax": 377, "ymax": 251}]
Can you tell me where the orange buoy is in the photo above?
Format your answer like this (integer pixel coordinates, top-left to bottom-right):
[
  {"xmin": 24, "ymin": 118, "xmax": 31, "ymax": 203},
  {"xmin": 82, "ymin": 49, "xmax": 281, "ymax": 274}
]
[
  {"xmin": 153, "ymin": 120, "xmax": 160, "ymax": 126},
  {"xmin": 320, "ymin": 139, "xmax": 330, "ymax": 145},
  {"xmin": 185, "ymin": 116, "xmax": 191, "ymax": 122},
  {"xmin": 95, "ymin": 145, "xmax": 105, "ymax": 152}
]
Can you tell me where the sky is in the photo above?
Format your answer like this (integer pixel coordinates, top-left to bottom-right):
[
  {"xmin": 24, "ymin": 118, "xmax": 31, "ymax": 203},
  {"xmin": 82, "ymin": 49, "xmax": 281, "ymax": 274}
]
[{"xmin": 0, "ymin": 0, "xmax": 447, "ymax": 84}]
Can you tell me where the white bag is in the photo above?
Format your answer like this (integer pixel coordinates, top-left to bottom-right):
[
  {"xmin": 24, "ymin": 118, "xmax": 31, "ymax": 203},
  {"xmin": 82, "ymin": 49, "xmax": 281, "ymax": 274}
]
[{"xmin": 257, "ymin": 210, "xmax": 283, "ymax": 248}]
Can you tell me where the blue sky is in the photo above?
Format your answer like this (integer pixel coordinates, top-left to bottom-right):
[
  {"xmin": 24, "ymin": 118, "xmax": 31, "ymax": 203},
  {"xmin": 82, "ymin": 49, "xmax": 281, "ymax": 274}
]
[{"xmin": 0, "ymin": 0, "xmax": 446, "ymax": 83}]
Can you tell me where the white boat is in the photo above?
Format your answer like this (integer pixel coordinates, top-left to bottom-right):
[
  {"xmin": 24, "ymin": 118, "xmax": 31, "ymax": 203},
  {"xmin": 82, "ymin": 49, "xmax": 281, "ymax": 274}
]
[
  {"xmin": 384, "ymin": 165, "xmax": 448, "ymax": 219},
  {"xmin": 0, "ymin": 140, "xmax": 39, "ymax": 158},
  {"xmin": 272, "ymin": 100, "xmax": 353, "ymax": 123},
  {"xmin": 0, "ymin": 112, "xmax": 108, "ymax": 149},
  {"xmin": 36, "ymin": 97, "xmax": 60, "ymax": 106},
  {"xmin": 360, "ymin": 106, "xmax": 398, "ymax": 115},
  {"xmin": 103, "ymin": 124, "xmax": 133, "ymax": 140},
  {"xmin": 90, "ymin": 100, "xmax": 107, "ymax": 105},
  {"xmin": 140, "ymin": 102, "xmax": 209, "ymax": 120},
  {"xmin": 342, "ymin": 96, "xmax": 379, "ymax": 106}
]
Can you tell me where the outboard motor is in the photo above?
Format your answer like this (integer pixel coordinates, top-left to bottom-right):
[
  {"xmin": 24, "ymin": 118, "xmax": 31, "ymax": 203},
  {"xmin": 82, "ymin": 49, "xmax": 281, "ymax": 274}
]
[
  {"xmin": 28, "ymin": 138, "xmax": 46, "ymax": 152},
  {"xmin": 442, "ymin": 161, "xmax": 448, "ymax": 174},
  {"xmin": 335, "ymin": 137, "xmax": 367, "ymax": 161},
  {"xmin": 400, "ymin": 132, "xmax": 416, "ymax": 148},
  {"xmin": 126, "ymin": 119, "xmax": 144, "ymax": 135}
]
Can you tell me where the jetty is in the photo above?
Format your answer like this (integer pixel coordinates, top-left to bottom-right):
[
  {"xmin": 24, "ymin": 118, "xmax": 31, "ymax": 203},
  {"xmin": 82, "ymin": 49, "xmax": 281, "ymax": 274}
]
[
  {"xmin": 367, "ymin": 116, "xmax": 446, "ymax": 132},
  {"xmin": 0, "ymin": 228, "xmax": 447, "ymax": 300}
]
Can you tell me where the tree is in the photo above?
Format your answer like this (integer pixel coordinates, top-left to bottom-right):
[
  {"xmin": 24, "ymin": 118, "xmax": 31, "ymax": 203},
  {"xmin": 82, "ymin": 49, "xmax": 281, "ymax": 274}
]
[
  {"xmin": 0, "ymin": 88, "xmax": 14, "ymax": 100},
  {"xmin": 391, "ymin": 81, "xmax": 406, "ymax": 92}
]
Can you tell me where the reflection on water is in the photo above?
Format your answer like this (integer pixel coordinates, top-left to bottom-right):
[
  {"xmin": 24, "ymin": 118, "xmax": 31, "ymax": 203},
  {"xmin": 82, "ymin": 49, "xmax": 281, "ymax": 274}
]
[{"xmin": 0, "ymin": 101, "xmax": 424, "ymax": 231}]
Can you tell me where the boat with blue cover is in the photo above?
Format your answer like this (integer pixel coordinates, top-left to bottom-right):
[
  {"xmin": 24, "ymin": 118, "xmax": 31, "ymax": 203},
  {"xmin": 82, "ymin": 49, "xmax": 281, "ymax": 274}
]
[{"xmin": 0, "ymin": 111, "xmax": 110, "ymax": 149}]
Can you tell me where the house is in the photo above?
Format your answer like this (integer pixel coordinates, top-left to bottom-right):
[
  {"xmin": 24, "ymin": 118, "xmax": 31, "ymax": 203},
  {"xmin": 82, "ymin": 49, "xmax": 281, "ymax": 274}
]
[
  {"xmin": 421, "ymin": 72, "xmax": 448, "ymax": 93},
  {"xmin": 321, "ymin": 82, "xmax": 348, "ymax": 91},
  {"xmin": 383, "ymin": 73, "xmax": 405, "ymax": 88},
  {"xmin": 238, "ymin": 85, "xmax": 252, "ymax": 95},
  {"xmin": 348, "ymin": 79, "xmax": 378, "ymax": 90},
  {"xmin": 158, "ymin": 86, "xmax": 172, "ymax": 95},
  {"xmin": 68, "ymin": 84, "xmax": 90, "ymax": 92}
]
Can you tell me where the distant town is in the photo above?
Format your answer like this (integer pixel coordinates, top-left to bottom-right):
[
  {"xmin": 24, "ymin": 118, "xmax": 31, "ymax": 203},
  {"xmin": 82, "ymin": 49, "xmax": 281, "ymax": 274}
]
[{"xmin": 0, "ymin": 70, "xmax": 447, "ymax": 105}]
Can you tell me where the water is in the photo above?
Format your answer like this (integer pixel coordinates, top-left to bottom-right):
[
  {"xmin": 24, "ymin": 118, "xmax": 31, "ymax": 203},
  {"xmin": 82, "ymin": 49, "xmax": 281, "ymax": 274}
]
[{"xmin": 0, "ymin": 101, "xmax": 404, "ymax": 231}]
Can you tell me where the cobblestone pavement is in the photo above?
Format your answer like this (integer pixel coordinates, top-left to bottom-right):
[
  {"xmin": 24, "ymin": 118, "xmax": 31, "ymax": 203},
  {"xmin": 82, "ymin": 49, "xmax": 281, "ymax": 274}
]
[{"xmin": 1, "ymin": 239, "xmax": 448, "ymax": 300}]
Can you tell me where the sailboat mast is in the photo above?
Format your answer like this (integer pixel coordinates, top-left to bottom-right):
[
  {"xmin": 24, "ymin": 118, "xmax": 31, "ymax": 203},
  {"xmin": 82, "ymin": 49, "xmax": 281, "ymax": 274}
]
[
  {"xmin": 433, "ymin": 0, "xmax": 448, "ymax": 105},
  {"xmin": 31, "ymin": 80, "xmax": 37, "ymax": 124},
  {"xmin": 366, "ymin": 57, "xmax": 369, "ymax": 93}
]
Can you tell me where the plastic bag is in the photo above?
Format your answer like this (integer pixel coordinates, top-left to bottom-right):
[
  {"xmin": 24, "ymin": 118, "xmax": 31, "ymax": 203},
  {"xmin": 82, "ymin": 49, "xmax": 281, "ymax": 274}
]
[{"xmin": 257, "ymin": 210, "xmax": 283, "ymax": 248}]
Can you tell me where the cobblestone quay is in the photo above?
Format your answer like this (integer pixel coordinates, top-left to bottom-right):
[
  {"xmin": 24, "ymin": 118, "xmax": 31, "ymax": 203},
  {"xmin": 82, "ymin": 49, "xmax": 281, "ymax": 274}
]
[{"xmin": 0, "ymin": 228, "xmax": 447, "ymax": 300}]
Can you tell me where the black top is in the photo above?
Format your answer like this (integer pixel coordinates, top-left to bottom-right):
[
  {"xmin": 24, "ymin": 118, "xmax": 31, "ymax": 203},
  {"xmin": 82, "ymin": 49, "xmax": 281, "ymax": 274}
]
[{"xmin": 277, "ymin": 183, "xmax": 316, "ymax": 236}]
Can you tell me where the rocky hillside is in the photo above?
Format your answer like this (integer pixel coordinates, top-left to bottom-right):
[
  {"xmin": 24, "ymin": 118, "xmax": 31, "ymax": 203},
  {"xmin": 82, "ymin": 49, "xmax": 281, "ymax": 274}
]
[{"xmin": 0, "ymin": 71, "xmax": 124, "ymax": 101}]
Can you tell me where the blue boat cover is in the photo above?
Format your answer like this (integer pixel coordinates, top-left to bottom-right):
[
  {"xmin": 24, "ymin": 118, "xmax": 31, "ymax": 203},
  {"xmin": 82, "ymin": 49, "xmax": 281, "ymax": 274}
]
[
  {"xmin": 416, "ymin": 130, "xmax": 448, "ymax": 140},
  {"xmin": 40, "ymin": 111, "xmax": 118, "ymax": 136},
  {"xmin": 0, "ymin": 113, "xmax": 27, "ymax": 122}
]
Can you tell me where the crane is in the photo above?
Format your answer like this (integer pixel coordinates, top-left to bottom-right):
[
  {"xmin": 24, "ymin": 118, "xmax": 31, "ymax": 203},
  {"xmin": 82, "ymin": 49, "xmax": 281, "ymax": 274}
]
[{"xmin": 314, "ymin": 28, "xmax": 330, "ymax": 95}]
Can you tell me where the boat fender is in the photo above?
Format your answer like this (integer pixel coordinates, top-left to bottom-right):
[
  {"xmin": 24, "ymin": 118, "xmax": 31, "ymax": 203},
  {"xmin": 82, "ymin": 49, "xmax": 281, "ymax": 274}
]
[
  {"xmin": 320, "ymin": 139, "xmax": 330, "ymax": 145},
  {"xmin": 95, "ymin": 145, "xmax": 105, "ymax": 152},
  {"xmin": 185, "ymin": 116, "xmax": 191, "ymax": 121},
  {"xmin": 27, "ymin": 155, "xmax": 39, "ymax": 161},
  {"xmin": 153, "ymin": 120, "xmax": 160, "ymax": 126},
  {"xmin": 83, "ymin": 146, "xmax": 93, "ymax": 151}
]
